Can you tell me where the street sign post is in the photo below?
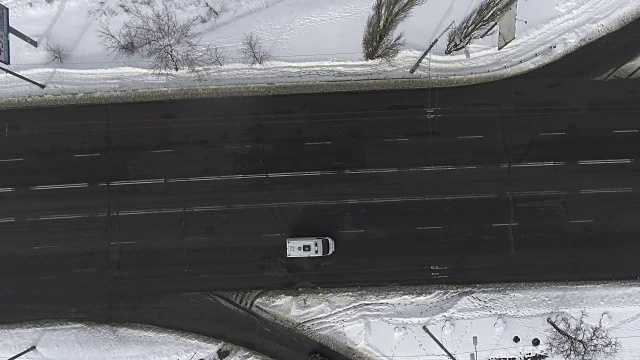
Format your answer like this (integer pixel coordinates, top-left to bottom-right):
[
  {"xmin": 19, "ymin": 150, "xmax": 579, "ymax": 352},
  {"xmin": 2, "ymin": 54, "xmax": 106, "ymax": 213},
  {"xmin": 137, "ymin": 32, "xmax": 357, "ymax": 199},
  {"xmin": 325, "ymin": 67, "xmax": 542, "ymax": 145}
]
[{"xmin": 0, "ymin": 4, "xmax": 9, "ymax": 65}]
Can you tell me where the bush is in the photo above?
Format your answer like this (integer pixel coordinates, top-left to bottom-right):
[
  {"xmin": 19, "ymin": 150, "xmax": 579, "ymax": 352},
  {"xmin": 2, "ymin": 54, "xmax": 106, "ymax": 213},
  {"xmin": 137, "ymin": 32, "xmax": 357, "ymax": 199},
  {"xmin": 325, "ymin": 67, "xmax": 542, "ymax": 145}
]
[
  {"xmin": 98, "ymin": 4, "xmax": 223, "ymax": 71},
  {"xmin": 46, "ymin": 43, "xmax": 71, "ymax": 64},
  {"xmin": 241, "ymin": 33, "xmax": 271, "ymax": 65}
]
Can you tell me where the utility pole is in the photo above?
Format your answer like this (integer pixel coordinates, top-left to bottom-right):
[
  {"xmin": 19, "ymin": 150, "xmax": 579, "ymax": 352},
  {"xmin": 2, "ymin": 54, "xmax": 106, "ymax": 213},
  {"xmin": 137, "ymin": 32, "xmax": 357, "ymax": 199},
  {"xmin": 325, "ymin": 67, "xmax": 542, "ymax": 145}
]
[
  {"xmin": 0, "ymin": 65, "xmax": 46, "ymax": 88},
  {"xmin": 422, "ymin": 325, "xmax": 457, "ymax": 360},
  {"xmin": 409, "ymin": 21, "xmax": 455, "ymax": 74},
  {"xmin": 8, "ymin": 346, "xmax": 36, "ymax": 360}
]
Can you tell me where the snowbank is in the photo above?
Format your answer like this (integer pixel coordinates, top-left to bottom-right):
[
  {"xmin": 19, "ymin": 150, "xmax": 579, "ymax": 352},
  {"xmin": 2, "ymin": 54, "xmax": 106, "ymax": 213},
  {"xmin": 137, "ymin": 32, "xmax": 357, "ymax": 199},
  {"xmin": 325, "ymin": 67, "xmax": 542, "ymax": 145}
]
[
  {"xmin": 0, "ymin": 0, "xmax": 638, "ymax": 102},
  {"xmin": 252, "ymin": 281, "xmax": 640, "ymax": 360},
  {"xmin": 0, "ymin": 321, "xmax": 270, "ymax": 360}
]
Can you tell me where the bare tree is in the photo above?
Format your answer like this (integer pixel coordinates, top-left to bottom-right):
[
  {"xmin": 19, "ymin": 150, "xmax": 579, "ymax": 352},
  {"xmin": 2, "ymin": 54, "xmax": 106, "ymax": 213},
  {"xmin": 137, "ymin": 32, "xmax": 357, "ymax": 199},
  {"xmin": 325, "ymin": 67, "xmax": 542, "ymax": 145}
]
[
  {"xmin": 241, "ymin": 33, "xmax": 271, "ymax": 65},
  {"xmin": 45, "ymin": 43, "xmax": 71, "ymax": 64},
  {"xmin": 98, "ymin": 4, "xmax": 222, "ymax": 71},
  {"xmin": 445, "ymin": 0, "xmax": 517, "ymax": 54},
  {"xmin": 547, "ymin": 312, "xmax": 620, "ymax": 360},
  {"xmin": 362, "ymin": 0, "xmax": 424, "ymax": 61}
]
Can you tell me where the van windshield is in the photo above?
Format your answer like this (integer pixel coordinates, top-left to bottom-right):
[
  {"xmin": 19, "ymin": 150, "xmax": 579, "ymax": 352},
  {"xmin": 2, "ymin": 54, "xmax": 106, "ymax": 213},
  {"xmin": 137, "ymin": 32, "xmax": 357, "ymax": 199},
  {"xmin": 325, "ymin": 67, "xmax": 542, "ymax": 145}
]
[{"xmin": 321, "ymin": 239, "xmax": 330, "ymax": 255}]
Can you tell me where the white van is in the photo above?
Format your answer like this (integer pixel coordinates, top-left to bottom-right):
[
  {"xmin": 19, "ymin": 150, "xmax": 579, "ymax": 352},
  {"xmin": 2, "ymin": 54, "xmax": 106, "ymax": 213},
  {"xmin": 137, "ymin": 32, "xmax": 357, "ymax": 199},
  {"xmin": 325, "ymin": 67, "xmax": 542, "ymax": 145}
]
[{"xmin": 286, "ymin": 237, "xmax": 335, "ymax": 258}]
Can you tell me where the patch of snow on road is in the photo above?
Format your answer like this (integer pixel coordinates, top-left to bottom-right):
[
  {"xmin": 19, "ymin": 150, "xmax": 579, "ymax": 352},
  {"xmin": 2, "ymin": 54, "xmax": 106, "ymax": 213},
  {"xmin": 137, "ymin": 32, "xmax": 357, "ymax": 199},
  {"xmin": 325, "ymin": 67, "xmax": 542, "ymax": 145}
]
[
  {"xmin": 254, "ymin": 282, "xmax": 640, "ymax": 360},
  {"xmin": 0, "ymin": 321, "xmax": 270, "ymax": 360},
  {"xmin": 0, "ymin": 0, "xmax": 639, "ymax": 100}
]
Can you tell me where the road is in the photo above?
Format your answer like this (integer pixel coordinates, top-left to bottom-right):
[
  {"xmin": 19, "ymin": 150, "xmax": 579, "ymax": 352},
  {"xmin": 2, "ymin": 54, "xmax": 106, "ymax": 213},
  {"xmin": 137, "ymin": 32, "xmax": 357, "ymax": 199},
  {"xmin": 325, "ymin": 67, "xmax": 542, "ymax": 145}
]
[
  {"xmin": 1, "ymin": 16, "xmax": 640, "ymax": 359},
  {"xmin": 1, "ymin": 78, "xmax": 640, "ymax": 300}
]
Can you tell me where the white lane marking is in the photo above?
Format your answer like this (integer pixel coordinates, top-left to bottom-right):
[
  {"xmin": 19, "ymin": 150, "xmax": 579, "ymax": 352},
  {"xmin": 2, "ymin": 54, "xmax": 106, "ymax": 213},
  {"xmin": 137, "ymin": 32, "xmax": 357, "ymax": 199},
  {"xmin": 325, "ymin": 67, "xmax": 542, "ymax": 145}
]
[
  {"xmin": 304, "ymin": 141, "xmax": 331, "ymax": 145},
  {"xmin": 110, "ymin": 241, "xmax": 136, "ymax": 245},
  {"xmin": 492, "ymin": 223, "xmax": 518, "ymax": 227},
  {"xmin": 170, "ymin": 165, "xmax": 483, "ymax": 184},
  {"xmin": 502, "ymin": 162, "xmax": 565, "ymax": 168},
  {"xmin": 190, "ymin": 193, "xmax": 498, "ymax": 212},
  {"xmin": 344, "ymin": 165, "xmax": 482, "ymax": 174},
  {"xmin": 261, "ymin": 233, "xmax": 285, "ymax": 237},
  {"xmin": 613, "ymin": 129, "xmax": 638, "ymax": 133},
  {"xmin": 0, "ymin": 217, "xmax": 16, "ymax": 223},
  {"xmin": 539, "ymin": 132, "xmax": 565, "ymax": 136},
  {"xmin": 270, "ymin": 171, "xmax": 337, "ymax": 178},
  {"xmin": 580, "ymin": 188, "xmax": 633, "ymax": 194},
  {"xmin": 457, "ymin": 135, "xmax": 484, "ymax": 139},
  {"xmin": 35, "ymin": 276, "xmax": 60, "ymax": 280},
  {"xmin": 384, "ymin": 138, "xmax": 410, "ymax": 142},
  {"xmin": 118, "ymin": 208, "xmax": 184, "ymax": 216},
  {"xmin": 74, "ymin": 153, "xmax": 100, "ymax": 158},
  {"xmin": 0, "ymin": 187, "xmax": 15, "ymax": 193},
  {"xmin": 0, "ymin": 158, "xmax": 23, "ymax": 162},
  {"xmin": 31, "ymin": 183, "xmax": 88, "ymax": 190},
  {"xmin": 578, "ymin": 159, "xmax": 633, "ymax": 165},
  {"xmin": 21, "ymin": 165, "xmax": 490, "ymax": 190},
  {"xmin": 150, "ymin": 149, "xmax": 174, "ymax": 153},
  {"xmin": 168, "ymin": 174, "xmax": 267, "ymax": 183},
  {"xmin": 512, "ymin": 190, "xmax": 567, "ymax": 196},
  {"xmin": 38, "ymin": 213, "xmax": 98, "ymax": 220},
  {"xmin": 339, "ymin": 229, "xmax": 365, "ymax": 233},
  {"xmin": 21, "ymin": 193, "xmax": 500, "ymax": 221},
  {"xmin": 33, "ymin": 245, "xmax": 60, "ymax": 250},
  {"xmin": 101, "ymin": 178, "xmax": 165, "ymax": 186},
  {"xmin": 416, "ymin": 226, "xmax": 443, "ymax": 230},
  {"xmin": 226, "ymin": 145, "xmax": 254, "ymax": 149},
  {"xmin": 570, "ymin": 219, "xmax": 594, "ymax": 223}
]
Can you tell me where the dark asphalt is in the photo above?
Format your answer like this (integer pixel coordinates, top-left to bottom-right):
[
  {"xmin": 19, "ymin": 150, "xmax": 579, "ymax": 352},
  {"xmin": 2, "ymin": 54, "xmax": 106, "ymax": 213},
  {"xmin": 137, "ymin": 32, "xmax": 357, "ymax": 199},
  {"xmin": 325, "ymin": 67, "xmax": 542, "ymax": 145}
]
[{"xmin": 1, "ymin": 15, "xmax": 640, "ymax": 360}]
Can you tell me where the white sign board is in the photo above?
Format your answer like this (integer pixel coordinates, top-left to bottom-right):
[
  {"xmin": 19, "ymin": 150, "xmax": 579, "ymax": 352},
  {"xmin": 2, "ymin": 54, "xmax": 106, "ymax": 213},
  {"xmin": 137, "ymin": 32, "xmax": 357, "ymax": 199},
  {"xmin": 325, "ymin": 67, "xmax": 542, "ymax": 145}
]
[
  {"xmin": 0, "ymin": 4, "xmax": 9, "ymax": 65},
  {"xmin": 498, "ymin": 1, "xmax": 517, "ymax": 50}
]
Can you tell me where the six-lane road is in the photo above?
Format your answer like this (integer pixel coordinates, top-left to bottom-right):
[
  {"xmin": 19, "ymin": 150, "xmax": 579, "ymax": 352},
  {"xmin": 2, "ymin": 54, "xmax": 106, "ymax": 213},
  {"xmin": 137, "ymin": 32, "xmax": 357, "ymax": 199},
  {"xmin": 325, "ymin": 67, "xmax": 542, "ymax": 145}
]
[{"xmin": 0, "ymin": 78, "xmax": 639, "ymax": 305}]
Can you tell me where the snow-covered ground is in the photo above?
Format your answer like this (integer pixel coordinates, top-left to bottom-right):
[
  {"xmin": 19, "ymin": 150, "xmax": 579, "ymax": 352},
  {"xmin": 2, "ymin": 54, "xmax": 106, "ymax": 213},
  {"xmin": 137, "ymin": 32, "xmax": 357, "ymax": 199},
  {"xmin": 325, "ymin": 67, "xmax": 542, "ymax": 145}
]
[
  {"xmin": 0, "ymin": 321, "xmax": 270, "ymax": 360},
  {"xmin": 0, "ymin": 0, "xmax": 639, "ymax": 101},
  {"xmin": 252, "ymin": 281, "xmax": 640, "ymax": 360}
]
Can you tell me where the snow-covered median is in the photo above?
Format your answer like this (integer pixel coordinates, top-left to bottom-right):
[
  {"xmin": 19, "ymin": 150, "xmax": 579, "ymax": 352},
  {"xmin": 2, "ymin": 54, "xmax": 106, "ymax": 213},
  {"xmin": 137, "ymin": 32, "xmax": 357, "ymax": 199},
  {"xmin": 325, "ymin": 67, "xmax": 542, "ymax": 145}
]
[
  {"xmin": 252, "ymin": 281, "xmax": 640, "ymax": 360},
  {"xmin": 0, "ymin": 321, "xmax": 270, "ymax": 360},
  {"xmin": 0, "ymin": 0, "xmax": 639, "ymax": 100}
]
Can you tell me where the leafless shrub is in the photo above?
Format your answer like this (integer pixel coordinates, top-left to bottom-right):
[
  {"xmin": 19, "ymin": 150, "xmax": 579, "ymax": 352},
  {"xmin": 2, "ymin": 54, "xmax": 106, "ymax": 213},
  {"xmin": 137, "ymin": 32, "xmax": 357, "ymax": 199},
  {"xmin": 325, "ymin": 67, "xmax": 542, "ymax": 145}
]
[
  {"xmin": 445, "ymin": 0, "xmax": 517, "ymax": 54},
  {"xmin": 46, "ymin": 43, "xmax": 71, "ymax": 64},
  {"xmin": 362, "ymin": 0, "xmax": 424, "ymax": 61},
  {"xmin": 241, "ymin": 33, "xmax": 271, "ymax": 65},
  {"xmin": 98, "ymin": 4, "xmax": 223, "ymax": 71},
  {"xmin": 547, "ymin": 311, "xmax": 620, "ymax": 360}
]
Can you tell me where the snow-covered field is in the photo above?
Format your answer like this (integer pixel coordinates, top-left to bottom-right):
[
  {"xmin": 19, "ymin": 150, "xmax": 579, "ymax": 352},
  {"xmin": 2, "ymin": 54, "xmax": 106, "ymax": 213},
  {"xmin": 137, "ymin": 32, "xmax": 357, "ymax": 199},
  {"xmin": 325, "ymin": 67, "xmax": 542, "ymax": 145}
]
[
  {"xmin": 253, "ymin": 281, "xmax": 640, "ymax": 360},
  {"xmin": 0, "ymin": 321, "xmax": 270, "ymax": 360},
  {"xmin": 0, "ymin": 0, "xmax": 639, "ymax": 101}
]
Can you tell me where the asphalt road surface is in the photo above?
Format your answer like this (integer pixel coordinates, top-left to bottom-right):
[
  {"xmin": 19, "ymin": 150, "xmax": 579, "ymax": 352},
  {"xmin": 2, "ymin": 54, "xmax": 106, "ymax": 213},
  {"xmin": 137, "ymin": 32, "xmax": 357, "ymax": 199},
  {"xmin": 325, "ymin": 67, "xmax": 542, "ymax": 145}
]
[
  {"xmin": 1, "ymin": 77, "xmax": 640, "ymax": 300},
  {"xmin": 1, "ymin": 16, "xmax": 640, "ymax": 359}
]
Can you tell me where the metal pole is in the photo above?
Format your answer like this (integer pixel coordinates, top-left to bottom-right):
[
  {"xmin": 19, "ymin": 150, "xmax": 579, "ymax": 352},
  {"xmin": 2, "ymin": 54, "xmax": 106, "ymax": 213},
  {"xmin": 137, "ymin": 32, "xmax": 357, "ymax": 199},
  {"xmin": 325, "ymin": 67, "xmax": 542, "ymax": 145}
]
[
  {"xmin": 9, "ymin": 26, "xmax": 38, "ymax": 48},
  {"xmin": 409, "ymin": 21, "xmax": 455, "ymax": 74},
  {"xmin": 409, "ymin": 38, "xmax": 439, "ymax": 74},
  {"xmin": 0, "ymin": 65, "xmax": 46, "ymax": 88},
  {"xmin": 473, "ymin": 336, "xmax": 478, "ymax": 360},
  {"xmin": 422, "ymin": 325, "xmax": 457, "ymax": 360},
  {"xmin": 8, "ymin": 346, "xmax": 36, "ymax": 360}
]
